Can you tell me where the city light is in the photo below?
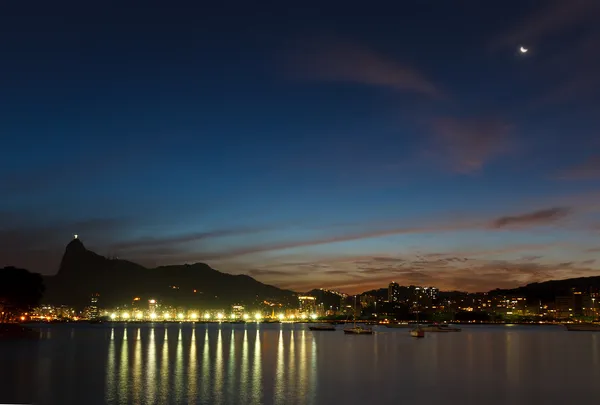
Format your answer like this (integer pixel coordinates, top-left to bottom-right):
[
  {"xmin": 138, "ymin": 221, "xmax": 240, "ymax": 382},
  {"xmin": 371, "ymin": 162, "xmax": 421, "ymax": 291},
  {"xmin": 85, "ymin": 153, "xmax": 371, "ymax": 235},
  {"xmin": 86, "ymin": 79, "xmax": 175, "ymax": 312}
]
[
  {"xmin": 149, "ymin": 299, "xmax": 156, "ymax": 304},
  {"xmin": 310, "ymin": 313, "xmax": 317, "ymax": 320},
  {"xmin": 278, "ymin": 313, "xmax": 285, "ymax": 320},
  {"xmin": 164, "ymin": 312, "xmax": 170, "ymax": 319},
  {"xmin": 191, "ymin": 313, "xmax": 198, "ymax": 320},
  {"xmin": 254, "ymin": 312, "xmax": 262, "ymax": 320},
  {"xmin": 289, "ymin": 315, "xmax": 295, "ymax": 320},
  {"xmin": 110, "ymin": 313, "xmax": 117, "ymax": 320},
  {"xmin": 204, "ymin": 313, "xmax": 210, "ymax": 320},
  {"xmin": 178, "ymin": 313, "xmax": 184, "ymax": 320},
  {"xmin": 230, "ymin": 314, "xmax": 236, "ymax": 319},
  {"xmin": 150, "ymin": 313, "xmax": 157, "ymax": 320},
  {"xmin": 136, "ymin": 312, "xmax": 143, "ymax": 319},
  {"xmin": 122, "ymin": 312, "xmax": 130, "ymax": 319},
  {"xmin": 217, "ymin": 313, "xmax": 224, "ymax": 320},
  {"xmin": 243, "ymin": 314, "xmax": 249, "ymax": 320}
]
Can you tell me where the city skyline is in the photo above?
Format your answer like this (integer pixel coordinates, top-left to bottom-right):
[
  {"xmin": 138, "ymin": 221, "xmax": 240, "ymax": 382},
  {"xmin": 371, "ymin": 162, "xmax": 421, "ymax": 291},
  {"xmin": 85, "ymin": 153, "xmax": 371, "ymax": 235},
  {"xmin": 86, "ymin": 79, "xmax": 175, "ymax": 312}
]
[{"xmin": 2, "ymin": 1, "xmax": 600, "ymax": 294}]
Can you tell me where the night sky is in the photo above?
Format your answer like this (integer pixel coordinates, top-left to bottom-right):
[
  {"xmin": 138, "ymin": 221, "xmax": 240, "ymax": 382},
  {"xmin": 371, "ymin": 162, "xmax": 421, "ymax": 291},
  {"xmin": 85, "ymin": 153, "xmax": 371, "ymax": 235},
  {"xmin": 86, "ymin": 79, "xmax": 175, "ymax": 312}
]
[{"xmin": 2, "ymin": 1, "xmax": 600, "ymax": 293}]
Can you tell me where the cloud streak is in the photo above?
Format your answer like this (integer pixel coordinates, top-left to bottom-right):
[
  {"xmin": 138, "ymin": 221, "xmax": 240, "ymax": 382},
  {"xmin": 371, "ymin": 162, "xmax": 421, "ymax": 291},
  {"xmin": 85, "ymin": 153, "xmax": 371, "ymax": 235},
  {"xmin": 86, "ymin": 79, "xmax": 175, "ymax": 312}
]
[
  {"xmin": 491, "ymin": 207, "xmax": 571, "ymax": 228},
  {"xmin": 432, "ymin": 117, "xmax": 512, "ymax": 173},
  {"xmin": 558, "ymin": 156, "xmax": 600, "ymax": 180},
  {"xmin": 492, "ymin": 0, "xmax": 600, "ymax": 49},
  {"xmin": 288, "ymin": 40, "xmax": 438, "ymax": 96}
]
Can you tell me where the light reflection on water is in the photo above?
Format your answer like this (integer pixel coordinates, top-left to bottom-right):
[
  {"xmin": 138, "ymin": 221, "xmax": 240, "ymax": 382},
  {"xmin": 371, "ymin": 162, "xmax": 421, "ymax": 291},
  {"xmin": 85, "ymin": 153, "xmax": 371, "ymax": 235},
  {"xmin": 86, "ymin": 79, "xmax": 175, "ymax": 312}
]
[{"xmin": 3, "ymin": 324, "xmax": 600, "ymax": 405}]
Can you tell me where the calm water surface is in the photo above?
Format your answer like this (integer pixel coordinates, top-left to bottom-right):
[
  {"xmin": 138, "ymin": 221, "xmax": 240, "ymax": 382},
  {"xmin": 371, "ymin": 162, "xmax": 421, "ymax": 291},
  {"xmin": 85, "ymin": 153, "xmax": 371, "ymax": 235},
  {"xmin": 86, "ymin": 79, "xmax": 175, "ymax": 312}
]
[{"xmin": 1, "ymin": 323, "xmax": 599, "ymax": 405}]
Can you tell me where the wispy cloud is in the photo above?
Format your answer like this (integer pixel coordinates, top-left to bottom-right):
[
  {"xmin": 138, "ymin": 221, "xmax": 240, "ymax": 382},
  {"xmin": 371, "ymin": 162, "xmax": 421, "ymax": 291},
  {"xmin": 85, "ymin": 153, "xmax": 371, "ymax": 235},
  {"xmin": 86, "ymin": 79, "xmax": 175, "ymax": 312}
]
[
  {"xmin": 558, "ymin": 156, "xmax": 600, "ymax": 180},
  {"xmin": 110, "ymin": 227, "xmax": 267, "ymax": 251},
  {"xmin": 492, "ymin": 0, "xmax": 600, "ymax": 49},
  {"xmin": 491, "ymin": 207, "xmax": 571, "ymax": 228},
  {"xmin": 287, "ymin": 40, "xmax": 438, "ymax": 96},
  {"xmin": 432, "ymin": 117, "xmax": 513, "ymax": 173}
]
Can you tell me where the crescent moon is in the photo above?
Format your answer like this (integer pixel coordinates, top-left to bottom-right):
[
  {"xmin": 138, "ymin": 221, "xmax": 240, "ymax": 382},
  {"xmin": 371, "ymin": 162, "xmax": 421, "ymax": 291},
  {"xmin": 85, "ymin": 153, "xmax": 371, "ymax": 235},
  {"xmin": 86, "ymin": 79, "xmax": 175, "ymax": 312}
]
[{"xmin": 520, "ymin": 46, "xmax": 528, "ymax": 53}]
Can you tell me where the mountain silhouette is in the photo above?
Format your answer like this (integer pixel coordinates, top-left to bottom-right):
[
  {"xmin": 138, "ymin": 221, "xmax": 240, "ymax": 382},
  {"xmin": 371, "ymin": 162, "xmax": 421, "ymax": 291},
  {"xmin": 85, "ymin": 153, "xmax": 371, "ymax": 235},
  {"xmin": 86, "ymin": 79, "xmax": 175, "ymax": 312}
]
[
  {"xmin": 43, "ymin": 238, "xmax": 297, "ymax": 309},
  {"xmin": 490, "ymin": 276, "xmax": 600, "ymax": 302}
]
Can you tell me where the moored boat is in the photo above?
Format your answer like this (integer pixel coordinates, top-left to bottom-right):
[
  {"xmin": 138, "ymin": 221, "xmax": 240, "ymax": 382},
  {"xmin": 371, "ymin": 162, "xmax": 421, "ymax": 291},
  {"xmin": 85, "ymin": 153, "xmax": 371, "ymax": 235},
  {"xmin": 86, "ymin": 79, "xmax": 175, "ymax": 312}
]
[
  {"xmin": 385, "ymin": 322, "xmax": 412, "ymax": 328},
  {"xmin": 421, "ymin": 324, "xmax": 461, "ymax": 332},
  {"xmin": 344, "ymin": 326, "xmax": 374, "ymax": 335},
  {"xmin": 309, "ymin": 324, "xmax": 336, "ymax": 331},
  {"xmin": 565, "ymin": 323, "xmax": 600, "ymax": 332},
  {"xmin": 410, "ymin": 326, "xmax": 425, "ymax": 338}
]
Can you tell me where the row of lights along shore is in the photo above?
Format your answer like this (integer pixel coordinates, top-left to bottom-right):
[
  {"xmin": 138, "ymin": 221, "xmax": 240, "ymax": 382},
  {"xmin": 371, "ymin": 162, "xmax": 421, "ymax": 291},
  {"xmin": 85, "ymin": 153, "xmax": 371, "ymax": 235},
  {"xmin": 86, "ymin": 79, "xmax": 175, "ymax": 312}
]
[{"xmin": 108, "ymin": 312, "xmax": 319, "ymax": 321}]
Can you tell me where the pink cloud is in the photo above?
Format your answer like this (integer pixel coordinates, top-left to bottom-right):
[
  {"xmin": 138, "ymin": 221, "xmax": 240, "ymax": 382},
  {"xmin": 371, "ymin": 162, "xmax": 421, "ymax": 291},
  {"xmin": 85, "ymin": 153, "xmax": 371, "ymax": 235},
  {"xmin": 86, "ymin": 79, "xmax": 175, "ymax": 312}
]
[
  {"xmin": 432, "ymin": 117, "xmax": 513, "ymax": 173},
  {"xmin": 288, "ymin": 40, "xmax": 438, "ymax": 96}
]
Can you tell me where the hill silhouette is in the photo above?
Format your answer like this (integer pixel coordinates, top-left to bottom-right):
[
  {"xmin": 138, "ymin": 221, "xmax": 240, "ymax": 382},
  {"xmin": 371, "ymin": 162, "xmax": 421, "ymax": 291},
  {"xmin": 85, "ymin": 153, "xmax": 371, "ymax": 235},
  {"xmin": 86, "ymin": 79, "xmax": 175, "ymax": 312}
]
[
  {"xmin": 43, "ymin": 238, "xmax": 297, "ymax": 309},
  {"xmin": 489, "ymin": 276, "xmax": 600, "ymax": 302}
]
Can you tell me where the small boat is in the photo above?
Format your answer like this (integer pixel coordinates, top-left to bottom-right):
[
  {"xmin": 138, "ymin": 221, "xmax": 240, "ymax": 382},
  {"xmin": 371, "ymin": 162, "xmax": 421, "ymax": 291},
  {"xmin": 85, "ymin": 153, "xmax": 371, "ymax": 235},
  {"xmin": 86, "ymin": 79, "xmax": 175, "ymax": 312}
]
[
  {"xmin": 344, "ymin": 296, "xmax": 373, "ymax": 335},
  {"xmin": 344, "ymin": 326, "xmax": 374, "ymax": 335},
  {"xmin": 309, "ymin": 324, "xmax": 336, "ymax": 331},
  {"xmin": 565, "ymin": 323, "xmax": 600, "ymax": 332},
  {"xmin": 421, "ymin": 324, "xmax": 461, "ymax": 332},
  {"xmin": 410, "ymin": 326, "xmax": 425, "ymax": 338},
  {"xmin": 385, "ymin": 322, "xmax": 412, "ymax": 328}
]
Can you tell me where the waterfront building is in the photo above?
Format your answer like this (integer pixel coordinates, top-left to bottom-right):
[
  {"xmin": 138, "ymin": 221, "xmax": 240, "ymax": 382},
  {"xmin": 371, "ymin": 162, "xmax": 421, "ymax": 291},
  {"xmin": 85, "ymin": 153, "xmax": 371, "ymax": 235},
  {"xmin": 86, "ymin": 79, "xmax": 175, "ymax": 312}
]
[
  {"xmin": 388, "ymin": 282, "xmax": 400, "ymax": 303},
  {"xmin": 89, "ymin": 293, "xmax": 100, "ymax": 319},
  {"xmin": 298, "ymin": 296, "xmax": 317, "ymax": 315}
]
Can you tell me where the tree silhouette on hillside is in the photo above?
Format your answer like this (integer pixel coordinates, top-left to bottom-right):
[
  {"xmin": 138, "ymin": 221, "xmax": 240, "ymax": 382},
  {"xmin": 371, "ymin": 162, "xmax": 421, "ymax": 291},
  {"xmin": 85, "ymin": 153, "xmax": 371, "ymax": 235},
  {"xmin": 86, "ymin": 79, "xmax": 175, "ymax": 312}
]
[{"xmin": 0, "ymin": 267, "xmax": 45, "ymax": 323}]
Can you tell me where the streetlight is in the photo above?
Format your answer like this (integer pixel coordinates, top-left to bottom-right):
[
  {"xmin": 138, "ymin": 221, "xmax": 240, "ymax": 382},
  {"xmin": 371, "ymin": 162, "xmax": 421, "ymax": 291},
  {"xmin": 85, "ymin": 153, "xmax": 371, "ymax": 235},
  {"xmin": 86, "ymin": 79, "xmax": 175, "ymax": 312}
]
[
  {"xmin": 136, "ymin": 312, "xmax": 143, "ymax": 320},
  {"xmin": 177, "ymin": 313, "xmax": 184, "ymax": 320},
  {"xmin": 150, "ymin": 313, "xmax": 157, "ymax": 320},
  {"xmin": 110, "ymin": 313, "xmax": 117, "ymax": 320},
  {"xmin": 191, "ymin": 313, "xmax": 198, "ymax": 320},
  {"xmin": 204, "ymin": 313, "xmax": 210, "ymax": 320}
]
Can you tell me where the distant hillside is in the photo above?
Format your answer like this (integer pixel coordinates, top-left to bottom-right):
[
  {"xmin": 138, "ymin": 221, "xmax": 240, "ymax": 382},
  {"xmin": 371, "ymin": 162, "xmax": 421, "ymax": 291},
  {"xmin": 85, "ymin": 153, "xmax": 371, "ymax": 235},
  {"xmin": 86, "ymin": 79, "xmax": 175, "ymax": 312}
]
[
  {"xmin": 489, "ymin": 276, "xmax": 600, "ymax": 302},
  {"xmin": 43, "ymin": 238, "xmax": 297, "ymax": 308},
  {"xmin": 304, "ymin": 288, "xmax": 345, "ymax": 310}
]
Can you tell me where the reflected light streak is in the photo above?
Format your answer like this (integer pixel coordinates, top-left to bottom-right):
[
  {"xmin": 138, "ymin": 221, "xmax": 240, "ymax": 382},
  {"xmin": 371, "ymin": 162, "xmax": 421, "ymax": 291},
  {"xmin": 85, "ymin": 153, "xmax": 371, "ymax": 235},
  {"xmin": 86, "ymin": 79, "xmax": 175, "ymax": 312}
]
[
  {"xmin": 274, "ymin": 329, "xmax": 285, "ymax": 404},
  {"xmin": 119, "ymin": 330, "xmax": 129, "ymax": 402},
  {"xmin": 160, "ymin": 327, "xmax": 169, "ymax": 404},
  {"xmin": 175, "ymin": 326, "xmax": 184, "ymax": 404},
  {"xmin": 189, "ymin": 328, "xmax": 197, "ymax": 399},
  {"xmin": 299, "ymin": 330, "xmax": 307, "ymax": 397},
  {"xmin": 241, "ymin": 329, "xmax": 249, "ymax": 400},
  {"xmin": 105, "ymin": 328, "xmax": 116, "ymax": 404},
  {"xmin": 200, "ymin": 329, "xmax": 210, "ymax": 400},
  {"xmin": 288, "ymin": 329, "xmax": 296, "ymax": 392},
  {"xmin": 251, "ymin": 328, "xmax": 262, "ymax": 404},
  {"xmin": 214, "ymin": 328, "xmax": 224, "ymax": 403},
  {"xmin": 133, "ymin": 328, "xmax": 142, "ymax": 403},
  {"xmin": 227, "ymin": 329, "xmax": 236, "ymax": 397},
  {"xmin": 146, "ymin": 328, "xmax": 157, "ymax": 402}
]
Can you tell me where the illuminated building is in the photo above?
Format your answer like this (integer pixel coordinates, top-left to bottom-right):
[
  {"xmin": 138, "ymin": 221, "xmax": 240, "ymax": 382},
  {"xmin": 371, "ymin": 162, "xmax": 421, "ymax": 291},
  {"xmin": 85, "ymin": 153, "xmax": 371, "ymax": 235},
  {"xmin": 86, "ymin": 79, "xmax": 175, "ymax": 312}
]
[
  {"xmin": 388, "ymin": 282, "xmax": 400, "ymax": 303},
  {"xmin": 298, "ymin": 296, "xmax": 317, "ymax": 315},
  {"xmin": 231, "ymin": 305, "xmax": 244, "ymax": 319},
  {"xmin": 89, "ymin": 293, "xmax": 100, "ymax": 319},
  {"xmin": 148, "ymin": 299, "xmax": 157, "ymax": 313}
]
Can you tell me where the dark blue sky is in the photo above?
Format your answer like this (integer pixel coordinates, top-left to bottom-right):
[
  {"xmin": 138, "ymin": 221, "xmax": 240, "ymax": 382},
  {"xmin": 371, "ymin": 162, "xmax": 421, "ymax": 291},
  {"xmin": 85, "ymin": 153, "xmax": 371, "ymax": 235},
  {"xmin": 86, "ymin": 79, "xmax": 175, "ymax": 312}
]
[{"xmin": 2, "ymin": 0, "xmax": 599, "ymax": 292}]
